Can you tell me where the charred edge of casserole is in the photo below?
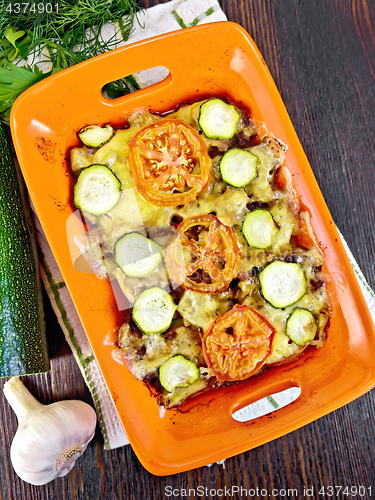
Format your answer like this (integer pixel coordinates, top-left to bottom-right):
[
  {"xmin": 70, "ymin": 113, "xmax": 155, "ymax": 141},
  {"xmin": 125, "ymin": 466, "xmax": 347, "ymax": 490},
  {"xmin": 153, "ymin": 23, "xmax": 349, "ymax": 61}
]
[
  {"xmin": 144, "ymin": 374, "xmax": 234, "ymax": 408},
  {"xmin": 169, "ymin": 285, "xmax": 185, "ymax": 305},
  {"xmin": 269, "ymin": 313, "xmax": 331, "ymax": 369},
  {"xmin": 246, "ymin": 201, "xmax": 270, "ymax": 211}
]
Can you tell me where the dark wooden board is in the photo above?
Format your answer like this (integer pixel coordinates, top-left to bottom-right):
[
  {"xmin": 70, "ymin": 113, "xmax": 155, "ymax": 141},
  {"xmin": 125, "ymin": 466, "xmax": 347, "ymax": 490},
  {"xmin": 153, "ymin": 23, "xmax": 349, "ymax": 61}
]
[{"xmin": 0, "ymin": 1, "xmax": 374, "ymax": 498}]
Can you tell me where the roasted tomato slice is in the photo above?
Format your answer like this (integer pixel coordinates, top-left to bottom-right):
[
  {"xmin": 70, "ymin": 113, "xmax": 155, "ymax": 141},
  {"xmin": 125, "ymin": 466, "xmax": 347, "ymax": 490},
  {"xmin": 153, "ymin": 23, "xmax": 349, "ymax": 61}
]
[
  {"xmin": 274, "ymin": 165, "xmax": 300, "ymax": 217},
  {"xmin": 202, "ymin": 305, "xmax": 275, "ymax": 381},
  {"xmin": 128, "ymin": 119, "xmax": 211, "ymax": 206},
  {"xmin": 164, "ymin": 214, "xmax": 241, "ymax": 294},
  {"xmin": 275, "ymin": 166, "xmax": 323, "ymax": 255}
]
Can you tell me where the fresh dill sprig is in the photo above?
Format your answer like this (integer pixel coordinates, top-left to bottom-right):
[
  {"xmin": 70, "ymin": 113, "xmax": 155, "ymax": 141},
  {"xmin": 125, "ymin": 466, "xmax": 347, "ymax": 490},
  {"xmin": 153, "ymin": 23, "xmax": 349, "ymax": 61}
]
[
  {"xmin": 0, "ymin": 0, "xmax": 140, "ymax": 118},
  {"xmin": 0, "ymin": 0, "xmax": 138, "ymax": 47}
]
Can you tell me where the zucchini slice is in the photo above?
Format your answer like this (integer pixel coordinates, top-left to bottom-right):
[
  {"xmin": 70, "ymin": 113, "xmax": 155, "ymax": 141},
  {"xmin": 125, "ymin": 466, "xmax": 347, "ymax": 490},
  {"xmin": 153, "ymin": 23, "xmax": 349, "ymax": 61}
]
[
  {"xmin": 78, "ymin": 124, "xmax": 114, "ymax": 148},
  {"xmin": 286, "ymin": 308, "xmax": 317, "ymax": 346},
  {"xmin": 159, "ymin": 355, "xmax": 200, "ymax": 392},
  {"xmin": 132, "ymin": 287, "xmax": 177, "ymax": 335},
  {"xmin": 198, "ymin": 98, "xmax": 240, "ymax": 140},
  {"xmin": 259, "ymin": 260, "xmax": 306, "ymax": 309},
  {"xmin": 114, "ymin": 232, "xmax": 163, "ymax": 278},
  {"xmin": 242, "ymin": 209, "xmax": 278, "ymax": 249},
  {"xmin": 219, "ymin": 148, "xmax": 258, "ymax": 187},
  {"xmin": 74, "ymin": 164, "xmax": 121, "ymax": 215}
]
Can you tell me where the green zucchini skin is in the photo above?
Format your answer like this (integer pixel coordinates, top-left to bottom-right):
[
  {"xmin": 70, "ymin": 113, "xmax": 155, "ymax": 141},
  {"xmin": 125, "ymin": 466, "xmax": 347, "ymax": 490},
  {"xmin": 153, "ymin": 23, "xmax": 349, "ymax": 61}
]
[{"xmin": 0, "ymin": 122, "xmax": 49, "ymax": 376}]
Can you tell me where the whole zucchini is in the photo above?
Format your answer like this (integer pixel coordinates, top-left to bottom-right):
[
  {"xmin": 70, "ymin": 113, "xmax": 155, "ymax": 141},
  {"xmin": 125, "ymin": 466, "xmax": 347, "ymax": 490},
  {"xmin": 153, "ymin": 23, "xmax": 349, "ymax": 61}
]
[{"xmin": 0, "ymin": 122, "xmax": 49, "ymax": 376}]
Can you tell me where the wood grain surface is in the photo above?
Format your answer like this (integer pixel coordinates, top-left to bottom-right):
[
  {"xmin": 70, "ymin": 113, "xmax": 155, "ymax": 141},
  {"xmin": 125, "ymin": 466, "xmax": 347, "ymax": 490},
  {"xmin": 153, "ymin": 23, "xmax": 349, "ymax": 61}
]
[{"xmin": 0, "ymin": 0, "xmax": 374, "ymax": 498}]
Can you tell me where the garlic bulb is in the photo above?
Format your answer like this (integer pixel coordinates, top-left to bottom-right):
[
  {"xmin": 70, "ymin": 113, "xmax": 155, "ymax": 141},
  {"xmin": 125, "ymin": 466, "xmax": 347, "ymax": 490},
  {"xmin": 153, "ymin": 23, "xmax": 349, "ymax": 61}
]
[{"xmin": 3, "ymin": 376, "xmax": 97, "ymax": 485}]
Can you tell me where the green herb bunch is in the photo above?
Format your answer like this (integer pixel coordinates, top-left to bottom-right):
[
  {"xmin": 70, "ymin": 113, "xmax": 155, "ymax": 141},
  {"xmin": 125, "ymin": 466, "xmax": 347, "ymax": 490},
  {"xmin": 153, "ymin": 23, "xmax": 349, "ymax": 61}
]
[{"xmin": 0, "ymin": 0, "xmax": 140, "ymax": 119}]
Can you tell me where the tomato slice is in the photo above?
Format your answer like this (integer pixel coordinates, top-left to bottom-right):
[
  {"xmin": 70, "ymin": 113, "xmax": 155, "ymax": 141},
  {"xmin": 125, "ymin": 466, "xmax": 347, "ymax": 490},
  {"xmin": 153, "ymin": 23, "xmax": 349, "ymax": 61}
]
[
  {"xmin": 164, "ymin": 214, "xmax": 241, "ymax": 294},
  {"xmin": 275, "ymin": 166, "xmax": 323, "ymax": 255},
  {"xmin": 128, "ymin": 119, "xmax": 211, "ymax": 206},
  {"xmin": 298, "ymin": 210, "xmax": 323, "ymax": 256},
  {"xmin": 202, "ymin": 305, "xmax": 275, "ymax": 381},
  {"xmin": 274, "ymin": 165, "xmax": 300, "ymax": 217}
]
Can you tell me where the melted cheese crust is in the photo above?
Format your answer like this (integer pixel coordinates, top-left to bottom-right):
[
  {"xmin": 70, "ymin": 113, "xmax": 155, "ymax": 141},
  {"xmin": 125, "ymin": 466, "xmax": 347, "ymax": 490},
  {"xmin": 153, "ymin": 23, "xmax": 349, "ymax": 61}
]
[{"xmin": 71, "ymin": 100, "xmax": 332, "ymax": 406}]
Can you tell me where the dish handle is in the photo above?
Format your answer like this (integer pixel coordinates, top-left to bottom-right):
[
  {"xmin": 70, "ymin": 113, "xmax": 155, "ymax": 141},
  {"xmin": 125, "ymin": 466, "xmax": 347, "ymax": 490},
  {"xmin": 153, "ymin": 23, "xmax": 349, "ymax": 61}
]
[{"xmin": 62, "ymin": 22, "xmax": 248, "ymax": 109}]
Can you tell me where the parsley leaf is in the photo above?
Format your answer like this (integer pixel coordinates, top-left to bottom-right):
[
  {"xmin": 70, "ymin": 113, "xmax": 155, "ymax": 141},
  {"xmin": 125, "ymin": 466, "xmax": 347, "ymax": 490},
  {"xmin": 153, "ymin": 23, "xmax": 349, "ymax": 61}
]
[
  {"xmin": 4, "ymin": 27, "xmax": 26, "ymax": 61},
  {"xmin": 0, "ymin": 63, "xmax": 51, "ymax": 117}
]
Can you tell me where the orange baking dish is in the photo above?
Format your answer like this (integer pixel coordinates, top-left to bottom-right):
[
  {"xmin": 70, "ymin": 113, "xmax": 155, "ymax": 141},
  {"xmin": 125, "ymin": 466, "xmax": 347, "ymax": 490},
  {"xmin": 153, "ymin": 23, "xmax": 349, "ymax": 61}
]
[{"xmin": 10, "ymin": 22, "xmax": 375, "ymax": 475}]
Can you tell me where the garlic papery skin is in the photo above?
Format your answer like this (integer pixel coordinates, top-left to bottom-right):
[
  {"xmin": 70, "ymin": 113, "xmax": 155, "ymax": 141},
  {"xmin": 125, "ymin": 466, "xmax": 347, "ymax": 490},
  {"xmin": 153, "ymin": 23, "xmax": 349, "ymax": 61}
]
[{"xmin": 3, "ymin": 376, "xmax": 97, "ymax": 485}]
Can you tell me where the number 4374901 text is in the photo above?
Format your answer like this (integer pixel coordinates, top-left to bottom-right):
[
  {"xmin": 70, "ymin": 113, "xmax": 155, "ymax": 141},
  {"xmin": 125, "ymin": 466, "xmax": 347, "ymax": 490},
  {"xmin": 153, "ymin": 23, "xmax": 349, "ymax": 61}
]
[{"xmin": 5, "ymin": 3, "xmax": 59, "ymax": 14}]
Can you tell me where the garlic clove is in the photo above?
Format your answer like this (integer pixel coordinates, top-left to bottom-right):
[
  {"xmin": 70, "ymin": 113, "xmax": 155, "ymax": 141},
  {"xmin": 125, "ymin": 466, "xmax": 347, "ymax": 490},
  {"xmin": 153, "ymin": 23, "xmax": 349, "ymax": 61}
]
[{"xmin": 4, "ymin": 377, "xmax": 97, "ymax": 485}]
